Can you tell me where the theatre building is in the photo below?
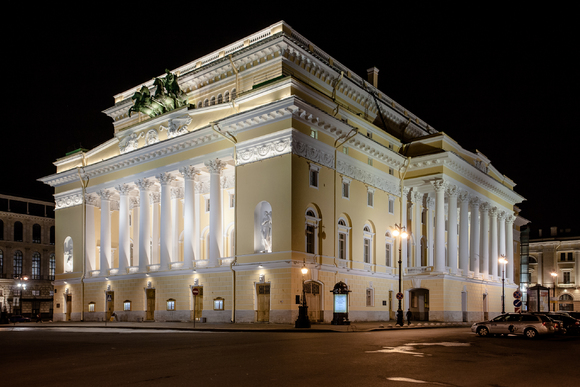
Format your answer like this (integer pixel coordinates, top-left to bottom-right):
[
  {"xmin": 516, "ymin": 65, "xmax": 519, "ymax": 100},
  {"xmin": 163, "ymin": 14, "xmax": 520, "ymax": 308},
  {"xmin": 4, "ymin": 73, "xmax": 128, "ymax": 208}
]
[{"xmin": 39, "ymin": 21, "xmax": 525, "ymax": 323}]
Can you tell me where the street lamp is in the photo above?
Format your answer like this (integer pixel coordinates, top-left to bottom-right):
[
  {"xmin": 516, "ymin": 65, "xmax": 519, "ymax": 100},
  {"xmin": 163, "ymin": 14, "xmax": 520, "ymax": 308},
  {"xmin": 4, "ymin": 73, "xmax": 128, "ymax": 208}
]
[
  {"xmin": 15, "ymin": 275, "xmax": 28, "ymax": 316},
  {"xmin": 550, "ymin": 271, "xmax": 557, "ymax": 311},
  {"xmin": 295, "ymin": 262, "xmax": 311, "ymax": 328},
  {"xmin": 499, "ymin": 255, "xmax": 508, "ymax": 313},
  {"xmin": 392, "ymin": 224, "xmax": 408, "ymax": 327}
]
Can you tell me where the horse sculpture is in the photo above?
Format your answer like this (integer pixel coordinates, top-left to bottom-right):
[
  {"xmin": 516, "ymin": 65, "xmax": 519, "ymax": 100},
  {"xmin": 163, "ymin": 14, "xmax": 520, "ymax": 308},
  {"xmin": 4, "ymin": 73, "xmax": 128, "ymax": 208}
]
[{"xmin": 128, "ymin": 70, "xmax": 189, "ymax": 118}]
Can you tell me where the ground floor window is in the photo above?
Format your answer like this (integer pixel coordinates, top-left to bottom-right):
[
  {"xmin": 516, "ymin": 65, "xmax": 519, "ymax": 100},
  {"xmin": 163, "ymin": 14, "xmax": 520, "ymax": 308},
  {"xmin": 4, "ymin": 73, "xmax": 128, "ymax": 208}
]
[
  {"xmin": 88, "ymin": 302, "xmax": 95, "ymax": 312},
  {"xmin": 213, "ymin": 297, "xmax": 224, "ymax": 310},
  {"xmin": 124, "ymin": 301, "xmax": 131, "ymax": 311},
  {"xmin": 167, "ymin": 299, "xmax": 175, "ymax": 311}
]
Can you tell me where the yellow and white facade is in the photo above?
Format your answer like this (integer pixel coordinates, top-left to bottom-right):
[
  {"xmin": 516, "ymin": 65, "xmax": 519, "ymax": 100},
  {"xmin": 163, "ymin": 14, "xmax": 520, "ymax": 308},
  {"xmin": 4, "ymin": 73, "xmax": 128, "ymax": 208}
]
[{"xmin": 40, "ymin": 21, "xmax": 524, "ymax": 323}]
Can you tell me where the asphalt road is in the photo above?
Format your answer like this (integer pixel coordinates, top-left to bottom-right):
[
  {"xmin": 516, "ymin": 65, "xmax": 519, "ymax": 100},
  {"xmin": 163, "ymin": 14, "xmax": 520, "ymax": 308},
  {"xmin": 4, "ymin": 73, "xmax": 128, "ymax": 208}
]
[{"xmin": 1, "ymin": 327, "xmax": 578, "ymax": 386}]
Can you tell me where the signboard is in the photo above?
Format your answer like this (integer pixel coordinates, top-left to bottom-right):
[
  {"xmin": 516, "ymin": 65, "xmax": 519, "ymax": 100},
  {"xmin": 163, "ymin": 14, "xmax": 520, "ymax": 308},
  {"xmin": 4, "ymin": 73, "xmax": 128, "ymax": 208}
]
[
  {"xmin": 539, "ymin": 290, "xmax": 549, "ymax": 311},
  {"xmin": 513, "ymin": 299, "xmax": 522, "ymax": 307},
  {"xmin": 513, "ymin": 290, "xmax": 522, "ymax": 299},
  {"xmin": 515, "ymin": 307, "xmax": 521, "ymax": 313},
  {"xmin": 396, "ymin": 292, "xmax": 404, "ymax": 300},
  {"xmin": 192, "ymin": 288, "xmax": 200, "ymax": 296},
  {"xmin": 334, "ymin": 294, "xmax": 348, "ymax": 313},
  {"xmin": 106, "ymin": 294, "xmax": 113, "ymax": 302}
]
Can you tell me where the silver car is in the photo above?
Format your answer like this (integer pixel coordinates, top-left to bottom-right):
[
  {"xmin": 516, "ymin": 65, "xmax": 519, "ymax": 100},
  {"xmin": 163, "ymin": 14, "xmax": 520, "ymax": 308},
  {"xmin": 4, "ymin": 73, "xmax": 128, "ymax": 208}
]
[{"xmin": 471, "ymin": 313, "xmax": 555, "ymax": 339}]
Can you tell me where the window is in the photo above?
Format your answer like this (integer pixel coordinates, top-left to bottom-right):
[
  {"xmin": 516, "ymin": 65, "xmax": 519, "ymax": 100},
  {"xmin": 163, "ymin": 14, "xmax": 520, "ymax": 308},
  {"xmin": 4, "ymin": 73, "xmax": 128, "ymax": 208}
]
[
  {"xmin": 210, "ymin": 96, "xmax": 216, "ymax": 106},
  {"xmin": 13, "ymin": 251, "xmax": 23, "ymax": 276},
  {"xmin": 14, "ymin": 221, "xmax": 23, "ymax": 242},
  {"xmin": 0, "ymin": 219, "xmax": 4, "ymax": 240},
  {"xmin": 342, "ymin": 178, "xmax": 350, "ymax": 199},
  {"xmin": 49, "ymin": 254, "xmax": 55, "ymax": 280},
  {"xmin": 32, "ymin": 290, "xmax": 40, "ymax": 296},
  {"xmin": 309, "ymin": 164, "xmax": 320, "ymax": 188},
  {"xmin": 368, "ymin": 157, "xmax": 373, "ymax": 166},
  {"xmin": 310, "ymin": 129, "xmax": 318, "ymax": 139},
  {"xmin": 224, "ymin": 91, "xmax": 230, "ymax": 102},
  {"xmin": 367, "ymin": 189, "xmax": 374, "ymax": 207},
  {"xmin": 217, "ymin": 94, "xmax": 223, "ymax": 104},
  {"xmin": 50, "ymin": 226, "xmax": 55, "ymax": 245},
  {"xmin": 563, "ymin": 272, "xmax": 571, "ymax": 284},
  {"xmin": 343, "ymin": 147, "xmax": 348, "ymax": 155},
  {"xmin": 385, "ymin": 236, "xmax": 393, "ymax": 267},
  {"xmin": 305, "ymin": 208, "xmax": 320, "ymax": 255},
  {"xmin": 367, "ymin": 131, "xmax": 373, "ymax": 139},
  {"xmin": 0, "ymin": 249, "xmax": 3, "ymax": 275},
  {"xmin": 32, "ymin": 224, "xmax": 41, "ymax": 243},
  {"xmin": 124, "ymin": 301, "xmax": 131, "ymax": 311},
  {"xmin": 388, "ymin": 197, "xmax": 395, "ymax": 214},
  {"xmin": 389, "ymin": 167, "xmax": 394, "ymax": 175},
  {"xmin": 197, "ymin": 101, "xmax": 202, "ymax": 108},
  {"xmin": 231, "ymin": 88, "xmax": 237, "ymax": 100},
  {"xmin": 32, "ymin": 252, "xmax": 41, "ymax": 279},
  {"xmin": 88, "ymin": 302, "xmax": 95, "ymax": 312},
  {"xmin": 213, "ymin": 297, "xmax": 225, "ymax": 310},
  {"xmin": 363, "ymin": 225, "xmax": 374, "ymax": 264},
  {"xmin": 366, "ymin": 288, "xmax": 374, "ymax": 307},
  {"xmin": 167, "ymin": 299, "xmax": 176, "ymax": 311},
  {"xmin": 204, "ymin": 99, "xmax": 209, "ymax": 107},
  {"xmin": 205, "ymin": 196, "xmax": 210, "ymax": 213},
  {"xmin": 337, "ymin": 218, "xmax": 351, "ymax": 260},
  {"xmin": 229, "ymin": 192, "xmax": 235, "ymax": 208}
]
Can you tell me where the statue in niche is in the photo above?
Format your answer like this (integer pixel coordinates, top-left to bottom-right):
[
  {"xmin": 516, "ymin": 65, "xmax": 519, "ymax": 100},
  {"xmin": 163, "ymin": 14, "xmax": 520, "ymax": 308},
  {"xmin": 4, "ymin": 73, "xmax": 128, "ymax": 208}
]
[
  {"xmin": 64, "ymin": 239, "xmax": 73, "ymax": 272},
  {"xmin": 261, "ymin": 211, "xmax": 272, "ymax": 252},
  {"xmin": 128, "ymin": 70, "xmax": 189, "ymax": 118}
]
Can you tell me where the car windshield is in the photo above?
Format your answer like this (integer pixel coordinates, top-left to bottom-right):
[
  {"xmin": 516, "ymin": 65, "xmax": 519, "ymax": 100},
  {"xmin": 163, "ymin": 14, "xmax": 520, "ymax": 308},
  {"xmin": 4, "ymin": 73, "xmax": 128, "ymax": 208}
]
[
  {"xmin": 538, "ymin": 315, "xmax": 551, "ymax": 323},
  {"xmin": 492, "ymin": 315, "xmax": 507, "ymax": 322}
]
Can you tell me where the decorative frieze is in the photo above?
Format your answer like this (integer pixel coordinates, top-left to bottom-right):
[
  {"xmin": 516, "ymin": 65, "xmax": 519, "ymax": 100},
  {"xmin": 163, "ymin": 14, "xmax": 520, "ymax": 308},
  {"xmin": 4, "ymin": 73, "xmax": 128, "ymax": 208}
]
[
  {"xmin": 55, "ymin": 192, "xmax": 83, "ymax": 210},
  {"xmin": 159, "ymin": 116, "xmax": 192, "ymax": 139}
]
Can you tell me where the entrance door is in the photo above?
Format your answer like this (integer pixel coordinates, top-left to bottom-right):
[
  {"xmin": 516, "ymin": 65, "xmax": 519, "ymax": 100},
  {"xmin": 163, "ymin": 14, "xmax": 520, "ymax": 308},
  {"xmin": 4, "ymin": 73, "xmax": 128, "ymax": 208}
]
[
  {"xmin": 305, "ymin": 282, "xmax": 322, "ymax": 322},
  {"xmin": 256, "ymin": 283, "xmax": 270, "ymax": 322},
  {"xmin": 106, "ymin": 291, "xmax": 114, "ymax": 321},
  {"xmin": 192, "ymin": 287, "xmax": 203, "ymax": 321},
  {"xmin": 146, "ymin": 289, "xmax": 155, "ymax": 321},
  {"xmin": 66, "ymin": 295, "xmax": 72, "ymax": 321},
  {"xmin": 409, "ymin": 289, "xmax": 430, "ymax": 321}
]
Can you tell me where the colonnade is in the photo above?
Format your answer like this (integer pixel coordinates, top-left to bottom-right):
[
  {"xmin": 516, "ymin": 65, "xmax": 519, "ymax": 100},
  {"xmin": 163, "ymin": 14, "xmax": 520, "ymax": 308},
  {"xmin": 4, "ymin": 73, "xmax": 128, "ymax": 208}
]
[{"xmin": 84, "ymin": 159, "xmax": 230, "ymax": 276}]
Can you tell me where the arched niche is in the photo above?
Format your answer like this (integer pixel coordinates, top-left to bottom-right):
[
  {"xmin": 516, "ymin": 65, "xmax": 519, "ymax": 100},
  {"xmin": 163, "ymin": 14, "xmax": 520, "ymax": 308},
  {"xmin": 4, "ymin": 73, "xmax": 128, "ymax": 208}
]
[{"xmin": 254, "ymin": 201, "xmax": 272, "ymax": 253}]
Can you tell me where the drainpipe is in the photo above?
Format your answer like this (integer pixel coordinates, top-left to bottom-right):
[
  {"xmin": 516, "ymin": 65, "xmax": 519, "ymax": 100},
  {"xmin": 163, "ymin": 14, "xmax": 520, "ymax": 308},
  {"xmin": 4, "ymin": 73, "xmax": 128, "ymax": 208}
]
[
  {"xmin": 228, "ymin": 55, "xmax": 240, "ymax": 113},
  {"xmin": 210, "ymin": 121, "xmax": 238, "ymax": 323},
  {"xmin": 332, "ymin": 71, "xmax": 344, "ymax": 116},
  {"xmin": 76, "ymin": 154, "xmax": 89, "ymax": 322}
]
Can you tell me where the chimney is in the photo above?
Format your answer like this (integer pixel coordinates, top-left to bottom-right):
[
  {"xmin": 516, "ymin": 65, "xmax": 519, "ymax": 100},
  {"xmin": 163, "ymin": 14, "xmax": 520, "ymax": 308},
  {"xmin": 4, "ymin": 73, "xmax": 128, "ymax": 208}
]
[{"xmin": 367, "ymin": 67, "xmax": 379, "ymax": 88}]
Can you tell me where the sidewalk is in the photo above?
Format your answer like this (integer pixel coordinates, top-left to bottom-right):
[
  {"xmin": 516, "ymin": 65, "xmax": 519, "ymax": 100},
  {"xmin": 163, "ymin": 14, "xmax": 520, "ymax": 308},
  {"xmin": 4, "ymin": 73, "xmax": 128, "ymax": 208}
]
[{"xmin": 4, "ymin": 320, "xmax": 472, "ymax": 332}]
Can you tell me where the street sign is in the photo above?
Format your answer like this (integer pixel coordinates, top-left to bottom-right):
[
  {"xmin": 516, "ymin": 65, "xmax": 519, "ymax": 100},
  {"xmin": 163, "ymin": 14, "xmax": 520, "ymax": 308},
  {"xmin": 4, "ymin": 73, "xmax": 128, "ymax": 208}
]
[
  {"xmin": 513, "ymin": 299, "xmax": 522, "ymax": 307},
  {"xmin": 106, "ymin": 294, "xmax": 112, "ymax": 302},
  {"xmin": 396, "ymin": 292, "xmax": 404, "ymax": 300},
  {"xmin": 192, "ymin": 288, "xmax": 200, "ymax": 296},
  {"xmin": 515, "ymin": 307, "xmax": 521, "ymax": 313},
  {"xmin": 513, "ymin": 290, "xmax": 522, "ymax": 299}
]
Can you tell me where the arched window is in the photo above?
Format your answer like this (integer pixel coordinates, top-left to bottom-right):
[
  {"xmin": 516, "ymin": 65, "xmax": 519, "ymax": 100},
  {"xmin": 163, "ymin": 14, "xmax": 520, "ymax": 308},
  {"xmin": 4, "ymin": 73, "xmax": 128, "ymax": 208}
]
[
  {"xmin": 49, "ymin": 254, "xmax": 55, "ymax": 280},
  {"xmin": 50, "ymin": 226, "xmax": 55, "ymax": 245},
  {"xmin": 32, "ymin": 224, "xmax": 41, "ymax": 243},
  {"xmin": 13, "ymin": 250, "xmax": 23, "ymax": 277},
  {"xmin": 231, "ymin": 88, "xmax": 237, "ymax": 100},
  {"xmin": 337, "ymin": 218, "xmax": 351, "ymax": 260},
  {"xmin": 224, "ymin": 91, "xmax": 230, "ymax": 102},
  {"xmin": 363, "ymin": 225, "xmax": 375, "ymax": 264},
  {"xmin": 14, "ymin": 221, "xmax": 23, "ymax": 242},
  {"xmin": 217, "ymin": 94, "xmax": 223, "ymax": 104},
  {"xmin": 0, "ymin": 249, "xmax": 3, "ymax": 275},
  {"xmin": 0, "ymin": 219, "xmax": 4, "ymax": 240},
  {"xmin": 210, "ymin": 96, "xmax": 216, "ymax": 106},
  {"xmin": 32, "ymin": 252, "xmax": 41, "ymax": 279},
  {"xmin": 305, "ymin": 208, "xmax": 320, "ymax": 255},
  {"xmin": 124, "ymin": 300, "xmax": 132, "ymax": 311},
  {"xmin": 559, "ymin": 294, "xmax": 574, "ymax": 311},
  {"xmin": 197, "ymin": 101, "xmax": 202, "ymax": 108},
  {"xmin": 64, "ymin": 236, "xmax": 73, "ymax": 273},
  {"xmin": 166, "ymin": 298, "xmax": 176, "ymax": 311}
]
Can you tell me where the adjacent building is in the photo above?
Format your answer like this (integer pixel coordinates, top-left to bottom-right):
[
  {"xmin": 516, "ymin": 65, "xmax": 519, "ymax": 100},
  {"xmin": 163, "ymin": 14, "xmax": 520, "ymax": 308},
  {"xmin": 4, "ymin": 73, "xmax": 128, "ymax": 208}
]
[
  {"xmin": 0, "ymin": 194, "xmax": 55, "ymax": 318},
  {"xmin": 39, "ymin": 21, "xmax": 525, "ymax": 323}
]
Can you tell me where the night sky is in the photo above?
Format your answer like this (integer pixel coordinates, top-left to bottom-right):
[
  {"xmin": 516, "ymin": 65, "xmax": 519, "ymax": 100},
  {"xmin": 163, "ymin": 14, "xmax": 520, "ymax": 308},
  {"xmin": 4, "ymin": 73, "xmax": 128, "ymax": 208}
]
[{"xmin": 4, "ymin": 4, "xmax": 577, "ymax": 231}]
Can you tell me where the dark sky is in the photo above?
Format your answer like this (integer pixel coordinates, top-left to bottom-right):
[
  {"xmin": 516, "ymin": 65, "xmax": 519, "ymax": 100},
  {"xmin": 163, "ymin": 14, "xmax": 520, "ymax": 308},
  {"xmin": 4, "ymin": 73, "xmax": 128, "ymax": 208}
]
[{"xmin": 3, "ymin": 4, "xmax": 577, "ymax": 230}]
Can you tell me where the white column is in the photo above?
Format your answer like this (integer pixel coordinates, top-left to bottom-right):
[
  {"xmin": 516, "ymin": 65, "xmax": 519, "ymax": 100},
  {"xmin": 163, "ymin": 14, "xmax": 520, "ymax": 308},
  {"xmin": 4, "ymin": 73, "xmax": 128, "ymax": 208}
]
[
  {"xmin": 205, "ymin": 159, "xmax": 227, "ymax": 267},
  {"xmin": 171, "ymin": 188, "xmax": 181, "ymax": 264},
  {"xmin": 136, "ymin": 179, "xmax": 154, "ymax": 272},
  {"xmin": 506, "ymin": 215, "xmax": 515, "ymax": 283},
  {"xmin": 130, "ymin": 197, "xmax": 140, "ymax": 267},
  {"xmin": 156, "ymin": 172, "xmax": 174, "ymax": 271},
  {"xmin": 116, "ymin": 184, "xmax": 132, "ymax": 273},
  {"xmin": 447, "ymin": 185, "xmax": 458, "ymax": 273},
  {"xmin": 98, "ymin": 189, "xmax": 113, "ymax": 275},
  {"xmin": 432, "ymin": 180, "xmax": 447, "ymax": 273},
  {"xmin": 151, "ymin": 192, "xmax": 160, "ymax": 265},
  {"xmin": 469, "ymin": 197, "xmax": 481, "ymax": 277},
  {"xmin": 412, "ymin": 190, "xmax": 422, "ymax": 267},
  {"xmin": 180, "ymin": 166, "xmax": 198, "ymax": 268},
  {"xmin": 426, "ymin": 196, "xmax": 435, "ymax": 267},
  {"xmin": 458, "ymin": 191, "xmax": 470, "ymax": 275},
  {"xmin": 498, "ymin": 211, "xmax": 506, "ymax": 261},
  {"xmin": 401, "ymin": 188, "xmax": 409, "ymax": 270},
  {"xmin": 480, "ymin": 203, "xmax": 490, "ymax": 277},
  {"xmin": 489, "ymin": 207, "xmax": 499, "ymax": 278},
  {"xmin": 194, "ymin": 181, "xmax": 202, "ymax": 261},
  {"xmin": 85, "ymin": 194, "xmax": 97, "ymax": 272}
]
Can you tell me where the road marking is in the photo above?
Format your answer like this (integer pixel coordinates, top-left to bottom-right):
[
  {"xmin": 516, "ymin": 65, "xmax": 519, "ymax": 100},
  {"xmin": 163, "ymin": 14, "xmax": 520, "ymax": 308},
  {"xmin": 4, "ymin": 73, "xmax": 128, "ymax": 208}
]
[
  {"xmin": 387, "ymin": 377, "xmax": 452, "ymax": 385},
  {"xmin": 366, "ymin": 342, "xmax": 470, "ymax": 358}
]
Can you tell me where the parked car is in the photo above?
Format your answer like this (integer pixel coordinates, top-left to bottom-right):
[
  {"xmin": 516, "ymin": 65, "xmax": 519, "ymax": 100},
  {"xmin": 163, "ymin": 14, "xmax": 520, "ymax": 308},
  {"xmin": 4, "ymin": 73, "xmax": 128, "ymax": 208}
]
[
  {"xmin": 566, "ymin": 311, "xmax": 580, "ymax": 320},
  {"xmin": 471, "ymin": 313, "xmax": 554, "ymax": 339},
  {"xmin": 9, "ymin": 315, "xmax": 31, "ymax": 323},
  {"xmin": 548, "ymin": 313, "xmax": 580, "ymax": 335}
]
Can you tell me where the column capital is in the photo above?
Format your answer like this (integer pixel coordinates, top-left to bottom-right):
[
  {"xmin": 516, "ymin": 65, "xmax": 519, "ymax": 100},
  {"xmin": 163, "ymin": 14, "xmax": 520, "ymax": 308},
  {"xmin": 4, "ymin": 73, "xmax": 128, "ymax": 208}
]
[
  {"xmin": 498, "ymin": 210, "xmax": 507, "ymax": 220},
  {"xmin": 221, "ymin": 175, "xmax": 235, "ymax": 189},
  {"xmin": 171, "ymin": 187, "xmax": 184, "ymax": 199},
  {"xmin": 489, "ymin": 206, "xmax": 498, "ymax": 218},
  {"xmin": 425, "ymin": 196, "xmax": 435, "ymax": 210},
  {"xmin": 506, "ymin": 214, "xmax": 516, "ymax": 224},
  {"xmin": 179, "ymin": 166, "xmax": 200, "ymax": 180},
  {"xmin": 446, "ymin": 184, "xmax": 458, "ymax": 197},
  {"xmin": 115, "ymin": 183, "xmax": 133, "ymax": 196},
  {"xmin": 205, "ymin": 159, "xmax": 227, "ymax": 174},
  {"xmin": 156, "ymin": 172, "xmax": 175, "ymax": 186},
  {"xmin": 480, "ymin": 202, "xmax": 490, "ymax": 213},
  {"xmin": 130, "ymin": 196, "xmax": 140, "ymax": 209},
  {"xmin": 98, "ymin": 189, "xmax": 115, "ymax": 201},
  {"xmin": 135, "ymin": 178, "xmax": 155, "ymax": 191},
  {"xmin": 85, "ymin": 193, "xmax": 100, "ymax": 207},
  {"xmin": 458, "ymin": 191, "xmax": 470, "ymax": 203},
  {"xmin": 469, "ymin": 196, "xmax": 481, "ymax": 208},
  {"xmin": 149, "ymin": 192, "xmax": 161, "ymax": 204},
  {"xmin": 431, "ymin": 179, "xmax": 447, "ymax": 192}
]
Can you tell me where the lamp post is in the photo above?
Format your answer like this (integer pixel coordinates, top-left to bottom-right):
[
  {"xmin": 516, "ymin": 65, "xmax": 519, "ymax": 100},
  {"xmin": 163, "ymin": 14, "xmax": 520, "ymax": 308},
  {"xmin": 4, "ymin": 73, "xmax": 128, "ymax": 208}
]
[
  {"xmin": 15, "ymin": 275, "xmax": 28, "ymax": 316},
  {"xmin": 499, "ymin": 255, "xmax": 508, "ymax": 313},
  {"xmin": 295, "ymin": 262, "xmax": 311, "ymax": 328},
  {"xmin": 550, "ymin": 271, "xmax": 557, "ymax": 311},
  {"xmin": 392, "ymin": 224, "xmax": 408, "ymax": 327}
]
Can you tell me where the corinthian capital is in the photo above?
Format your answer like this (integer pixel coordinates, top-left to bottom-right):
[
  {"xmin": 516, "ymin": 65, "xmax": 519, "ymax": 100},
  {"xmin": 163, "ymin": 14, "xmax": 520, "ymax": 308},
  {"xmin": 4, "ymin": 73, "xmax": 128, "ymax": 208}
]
[
  {"xmin": 98, "ymin": 189, "xmax": 115, "ymax": 201},
  {"xmin": 480, "ymin": 202, "xmax": 490, "ymax": 213},
  {"xmin": 446, "ymin": 184, "xmax": 458, "ymax": 197},
  {"xmin": 506, "ymin": 214, "xmax": 516, "ymax": 224},
  {"xmin": 179, "ymin": 166, "xmax": 199, "ymax": 180},
  {"xmin": 116, "ymin": 183, "xmax": 133, "ymax": 196},
  {"xmin": 156, "ymin": 172, "xmax": 175, "ymax": 186},
  {"xmin": 135, "ymin": 178, "xmax": 155, "ymax": 191},
  {"xmin": 205, "ymin": 159, "xmax": 227, "ymax": 174},
  {"xmin": 431, "ymin": 179, "xmax": 447, "ymax": 192},
  {"xmin": 458, "ymin": 191, "xmax": 469, "ymax": 203}
]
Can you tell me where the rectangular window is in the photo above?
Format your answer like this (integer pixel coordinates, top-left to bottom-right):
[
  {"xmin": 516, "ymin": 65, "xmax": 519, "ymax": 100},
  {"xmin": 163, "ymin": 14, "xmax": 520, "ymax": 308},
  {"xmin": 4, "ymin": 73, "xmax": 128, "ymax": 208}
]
[
  {"xmin": 32, "ymin": 290, "xmax": 40, "ymax": 296},
  {"xmin": 88, "ymin": 303, "xmax": 95, "ymax": 312},
  {"xmin": 364, "ymin": 238, "xmax": 371, "ymax": 263},
  {"xmin": 386, "ymin": 243, "xmax": 392, "ymax": 266},
  {"xmin": 367, "ymin": 191, "xmax": 374, "ymax": 207},
  {"xmin": 368, "ymin": 158, "xmax": 373, "ymax": 166},
  {"xmin": 389, "ymin": 167, "xmax": 394, "ymax": 175},
  {"xmin": 309, "ymin": 169, "xmax": 319, "ymax": 188},
  {"xmin": 388, "ymin": 197, "xmax": 394, "ymax": 214},
  {"xmin": 563, "ymin": 272, "xmax": 571, "ymax": 284},
  {"xmin": 167, "ymin": 299, "xmax": 175, "ymax": 311},
  {"xmin": 367, "ymin": 131, "xmax": 373, "ymax": 139},
  {"xmin": 124, "ymin": 301, "xmax": 131, "ymax": 311},
  {"xmin": 366, "ymin": 288, "xmax": 373, "ymax": 307},
  {"xmin": 205, "ymin": 198, "xmax": 210, "ymax": 213},
  {"xmin": 568, "ymin": 252, "xmax": 574, "ymax": 261},
  {"xmin": 213, "ymin": 298, "xmax": 224, "ymax": 310},
  {"xmin": 229, "ymin": 193, "xmax": 235, "ymax": 208},
  {"xmin": 306, "ymin": 225, "xmax": 315, "ymax": 254},
  {"xmin": 343, "ymin": 147, "xmax": 349, "ymax": 155},
  {"xmin": 338, "ymin": 232, "xmax": 346, "ymax": 260},
  {"xmin": 310, "ymin": 129, "xmax": 318, "ymax": 139},
  {"xmin": 560, "ymin": 252, "xmax": 566, "ymax": 261},
  {"xmin": 342, "ymin": 181, "xmax": 350, "ymax": 199}
]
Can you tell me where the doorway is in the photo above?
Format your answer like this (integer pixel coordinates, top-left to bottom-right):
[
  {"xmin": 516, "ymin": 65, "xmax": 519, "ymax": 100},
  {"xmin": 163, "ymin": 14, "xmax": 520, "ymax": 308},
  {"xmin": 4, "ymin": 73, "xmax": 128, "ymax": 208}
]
[
  {"xmin": 409, "ymin": 288, "xmax": 429, "ymax": 321},
  {"xmin": 106, "ymin": 291, "xmax": 114, "ymax": 321},
  {"xmin": 146, "ymin": 289, "xmax": 155, "ymax": 321},
  {"xmin": 192, "ymin": 286, "xmax": 203, "ymax": 321},
  {"xmin": 66, "ymin": 295, "xmax": 72, "ymax": 321},
  {"xmin": 483, "ymin": 293, "xmax": 488, "ymax": 321},
  {"xmin": 256, "ymin": 283, "xmax": 270, "ymax": 322},
  {"xmin": 304, "ymin": 281, "xmax": 322, "ymax": 322}
]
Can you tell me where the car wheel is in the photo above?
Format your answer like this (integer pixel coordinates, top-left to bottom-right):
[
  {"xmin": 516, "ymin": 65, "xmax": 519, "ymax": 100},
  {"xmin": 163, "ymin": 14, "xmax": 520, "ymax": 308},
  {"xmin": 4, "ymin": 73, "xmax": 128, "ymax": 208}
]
[
  {"xmin": 477, "ymin": 326, "xmax": 490, "ymax": 337},
  {"xmin": 524, "ymin": 328, "xmax": 537, "ymax": 339}
]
